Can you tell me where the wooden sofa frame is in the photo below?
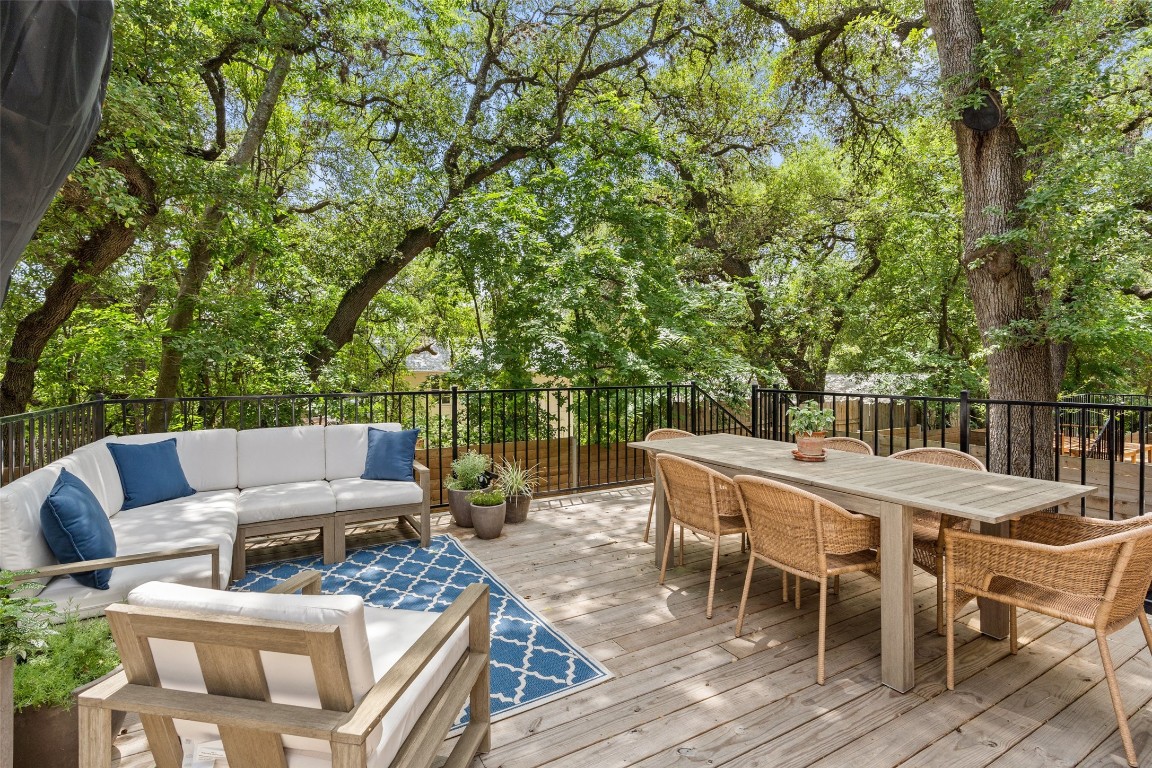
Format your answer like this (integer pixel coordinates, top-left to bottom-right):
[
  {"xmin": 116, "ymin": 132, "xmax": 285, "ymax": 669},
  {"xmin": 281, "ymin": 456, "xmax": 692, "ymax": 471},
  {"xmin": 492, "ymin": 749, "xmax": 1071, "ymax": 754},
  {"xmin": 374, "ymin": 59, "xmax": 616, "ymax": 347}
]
[{"xmin": 78, "ymin": 571, "xmax": 490, "ymax": 768}]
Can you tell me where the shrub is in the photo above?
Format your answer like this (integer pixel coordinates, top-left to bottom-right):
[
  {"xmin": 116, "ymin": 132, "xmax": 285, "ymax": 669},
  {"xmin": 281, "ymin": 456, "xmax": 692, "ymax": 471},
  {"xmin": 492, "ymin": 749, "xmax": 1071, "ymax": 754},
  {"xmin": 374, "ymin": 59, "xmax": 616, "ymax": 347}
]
[
  {"xmin": 446, "ymin": 451, "xmax": 493, "ymax": 491},
  {"xmin": 470, "ymin": 489, "xmax": 505, "ymax": 506}
]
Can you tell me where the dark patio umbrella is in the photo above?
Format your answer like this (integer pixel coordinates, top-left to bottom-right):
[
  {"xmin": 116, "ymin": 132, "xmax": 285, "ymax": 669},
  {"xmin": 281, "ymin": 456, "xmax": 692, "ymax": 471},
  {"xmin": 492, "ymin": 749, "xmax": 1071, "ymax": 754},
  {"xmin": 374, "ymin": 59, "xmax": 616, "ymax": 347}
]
[{"xmin": 0, "ymin": 0, "xmax": 114, "ymax": 304}]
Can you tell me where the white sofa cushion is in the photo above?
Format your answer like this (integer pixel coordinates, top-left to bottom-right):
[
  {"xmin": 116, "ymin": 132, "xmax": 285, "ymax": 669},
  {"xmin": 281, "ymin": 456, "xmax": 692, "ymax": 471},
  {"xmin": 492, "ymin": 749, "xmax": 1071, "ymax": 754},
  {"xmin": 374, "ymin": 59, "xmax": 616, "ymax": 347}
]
[
  {"xmin": 325, "ymin": 423, "xmax": 402, "ymax": 481},
  {"xmin": 330, "ymin": 478, "xmax": 423, "ymax": 513},
  {"xmin": 0, "ymin": 463, "xmax": 66, "ymax": 592},
  {"xmin": 61, "ymin": 443, "xmax": 124, "ymax": 515},
  {"xmin": 99, "ymin": 430, "xmax": 239, "ymax": 493},
  {"xmin": 39, "ymin": 490, "xmax": 238, "ymax": 619},
  {"xmin": 238, "ymin": 481, "xmax": 336, "ymax": 524},
  {"xmin": 238, "ymin": 426, "xmax": 326, "ymax": 488}
]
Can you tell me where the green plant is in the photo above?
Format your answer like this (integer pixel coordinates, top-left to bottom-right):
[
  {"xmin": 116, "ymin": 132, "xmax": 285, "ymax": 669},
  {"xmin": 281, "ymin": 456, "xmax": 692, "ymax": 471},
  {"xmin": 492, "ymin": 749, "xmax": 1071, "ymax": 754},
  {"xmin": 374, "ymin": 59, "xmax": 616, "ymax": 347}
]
[
  {"xmin": 495, "ymin": 458, "xmax": 539, "ymax": 497},
  {"xmin": 470, "ymin": 489, "xmax": 506, "ymax": 506},
  {"xmin": 0, "ymin": 570, "xmax": 55, "ymax": 662},
  {"xmin": 12, "ymin": 615, "xmax": 119, "ymax": 711},
  {"xmin": 445, "ymin": 451, "xmax": 493, "ymax": 491},
  {"xmin": 787, "ymin": 400, "xmax": 836, "ymax": 436}
]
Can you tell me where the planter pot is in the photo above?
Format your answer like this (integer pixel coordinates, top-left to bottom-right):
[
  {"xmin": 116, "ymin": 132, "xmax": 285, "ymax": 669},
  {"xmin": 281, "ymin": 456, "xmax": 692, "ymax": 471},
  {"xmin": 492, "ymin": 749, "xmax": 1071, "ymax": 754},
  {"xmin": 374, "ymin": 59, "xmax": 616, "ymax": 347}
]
[
  {"xmin": 795, "ymin": 431, "xmax": 826, "ymax": 458},
  {"xmin": 13, "ymin": 674, "xmax": 127, "ymax": 768},
  {"xmin": 506, "ymin": 493, "xmax": 532, "ymax": 524},
  {"xmin": 471, "ymin": 502, "xmax": 506, "ymax": 540},
  {"xmin": 448, "ymin": 488, "xmax": 478, "ymax": 527}
]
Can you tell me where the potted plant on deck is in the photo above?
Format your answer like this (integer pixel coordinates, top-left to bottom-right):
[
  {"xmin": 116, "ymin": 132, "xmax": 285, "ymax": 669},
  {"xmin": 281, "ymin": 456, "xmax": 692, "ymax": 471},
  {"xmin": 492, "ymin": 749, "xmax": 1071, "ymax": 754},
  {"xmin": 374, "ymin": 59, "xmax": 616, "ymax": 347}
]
[
  {"xmin": 445, "ymin": 451, "xmax": 494, "ymax": 527},
  {"xmin": 787, "ymin": 400, "xmax": 837, "ymax": 460},
  {"xmin": 496, "ymin": 459, "xmax": 539, "ymax": 524},
  {"xmin": 2, "ymin": 570, "xmax": 53, "ymax": 768},
  {"xmin": 469, "ymin": 489, "xmax": 507, "ymax": 540}
]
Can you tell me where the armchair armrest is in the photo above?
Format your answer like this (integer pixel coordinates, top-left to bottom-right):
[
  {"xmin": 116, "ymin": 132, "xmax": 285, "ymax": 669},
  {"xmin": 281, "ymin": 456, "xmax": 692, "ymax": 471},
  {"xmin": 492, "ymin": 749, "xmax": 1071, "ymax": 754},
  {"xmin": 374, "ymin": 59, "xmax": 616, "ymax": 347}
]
[
  {"xmin": 9, "ymin": 544, "xmax": 223, "ymax": 589},
  {"xmin": 267, "ymin": 570, "xmax": 323, "ymax": 595},
  {"xmin": 413, "ymin": 459, "xmax": 430, "ymax": 496}
]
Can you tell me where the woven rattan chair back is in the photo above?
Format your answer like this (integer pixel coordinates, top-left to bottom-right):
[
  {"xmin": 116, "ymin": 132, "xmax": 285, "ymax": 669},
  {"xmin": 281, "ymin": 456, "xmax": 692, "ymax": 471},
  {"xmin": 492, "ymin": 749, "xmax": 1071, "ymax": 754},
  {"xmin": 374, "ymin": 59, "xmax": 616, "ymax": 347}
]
[
  {"xmin": 823, "ymin": 436, "xmax": 874, "ymax": 455},
  {"xmin": 735, "ymin": 475, "xmax": 824, "ymax": 574},
  {"xmin": 654, "ymin": 453, "xmax": 740, "ymax": 532},
  {"xmin": 641, "ymin": 428, "xmax": 695, "ymax": 543},
  {"xmin": 889, "ymin": 446, "xmax": 985, "ymax": 471}
]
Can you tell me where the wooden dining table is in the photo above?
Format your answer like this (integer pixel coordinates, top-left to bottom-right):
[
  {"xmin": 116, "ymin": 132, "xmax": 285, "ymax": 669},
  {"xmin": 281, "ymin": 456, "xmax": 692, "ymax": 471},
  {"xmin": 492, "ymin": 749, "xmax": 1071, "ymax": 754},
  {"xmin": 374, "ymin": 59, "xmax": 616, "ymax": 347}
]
[{"xmin": 628, "ymin": 433, "xmax": 1096, "ymax": 692}]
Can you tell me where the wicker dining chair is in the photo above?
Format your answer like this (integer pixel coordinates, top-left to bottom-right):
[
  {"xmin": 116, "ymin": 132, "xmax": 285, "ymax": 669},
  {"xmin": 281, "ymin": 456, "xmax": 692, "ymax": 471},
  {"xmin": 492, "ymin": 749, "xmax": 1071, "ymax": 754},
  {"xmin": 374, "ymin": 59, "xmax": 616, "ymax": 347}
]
[
  {"xmin": 732, "ymin": 474, "xmax": 880, "ymax": 684},
  {"xmin": 654, "ymin": 454, "xmax": 748, "ymax": 619},
  {"xmin": 823, "ymin": 436, "xmax": 874, "ymax": 455},
  {"xmin": 643, "ymin": 428, "xmax": 695, "ymax": 543},
  {"xmin": 890, "ymin": 447, "xmax": 987, "ymax": 634},
  {"xmin": 944, "ymin": 513, "xmax": 1152, "ymax": 767}
]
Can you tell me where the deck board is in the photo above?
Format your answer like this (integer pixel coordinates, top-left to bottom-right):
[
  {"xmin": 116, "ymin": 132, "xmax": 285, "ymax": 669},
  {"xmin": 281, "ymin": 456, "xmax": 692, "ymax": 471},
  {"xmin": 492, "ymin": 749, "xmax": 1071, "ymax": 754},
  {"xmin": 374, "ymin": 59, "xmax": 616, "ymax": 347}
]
[{"xmin": 109, "ymin": 485, "xmax": 1150, "ymax": 768}]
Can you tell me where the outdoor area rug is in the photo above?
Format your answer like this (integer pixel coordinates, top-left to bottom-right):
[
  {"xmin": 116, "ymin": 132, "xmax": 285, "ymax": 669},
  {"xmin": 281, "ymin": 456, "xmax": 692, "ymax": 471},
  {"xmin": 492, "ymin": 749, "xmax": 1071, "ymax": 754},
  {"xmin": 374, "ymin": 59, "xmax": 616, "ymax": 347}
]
[{"xmin": 232, "ymin": 533, "xmax": 612, "ymax": 728}]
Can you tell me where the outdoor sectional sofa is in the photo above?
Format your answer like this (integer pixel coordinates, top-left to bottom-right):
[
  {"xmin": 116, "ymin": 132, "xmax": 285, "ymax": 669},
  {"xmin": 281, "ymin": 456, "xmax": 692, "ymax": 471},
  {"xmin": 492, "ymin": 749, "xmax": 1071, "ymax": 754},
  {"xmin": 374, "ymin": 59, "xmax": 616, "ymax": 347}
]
[{"xmin": 0, "ymin": 423, "xmax": 430, "ymax": 617}]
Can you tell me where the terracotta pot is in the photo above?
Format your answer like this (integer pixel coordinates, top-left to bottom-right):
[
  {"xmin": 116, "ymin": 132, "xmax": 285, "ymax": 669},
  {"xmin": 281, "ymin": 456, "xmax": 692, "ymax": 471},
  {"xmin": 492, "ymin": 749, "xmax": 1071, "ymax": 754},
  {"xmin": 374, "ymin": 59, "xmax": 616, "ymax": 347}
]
[
  {"xmin": 795, "ymin": 431, "xmax": 826, "ymax": 458},
  {"xmin": 505, "ymin": 493, "xmax": 532, "ymax": 524},
  {"xmin": 448, "ymin": 488, "xmax": 477, "ymax": 527},
  {"xmin": 13, "ymin": 696, "xmax": 127, "ymax": 768},
  {"xmin": 471, "ymin": 502, "xmax": 506, "ymax": 540}
]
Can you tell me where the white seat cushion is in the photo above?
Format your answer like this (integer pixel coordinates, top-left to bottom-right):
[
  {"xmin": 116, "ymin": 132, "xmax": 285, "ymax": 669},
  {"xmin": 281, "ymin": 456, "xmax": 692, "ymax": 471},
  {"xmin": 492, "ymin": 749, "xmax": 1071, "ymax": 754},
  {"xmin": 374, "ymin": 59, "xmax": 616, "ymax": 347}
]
[
  {"xmin": 238, "ymin": 481, "xmax": 336, "ymax": 524},
  {"xmin": 238, "ymin": 426, "xmax": 326, "ymax": 488},
  {"xmin": 97, "ymin": 430, "xmax": 239, "ymax": 494},
  {"xmin": 329, "ymin": 478, "xmax": 423, "ymax": 512},
  {"xmin": 39, "ymin": 490, "xmax": 238, "ymax": 618},
  {"xmin": 325, "ymin": 423, "xmax": 402, "ymax": 481}
]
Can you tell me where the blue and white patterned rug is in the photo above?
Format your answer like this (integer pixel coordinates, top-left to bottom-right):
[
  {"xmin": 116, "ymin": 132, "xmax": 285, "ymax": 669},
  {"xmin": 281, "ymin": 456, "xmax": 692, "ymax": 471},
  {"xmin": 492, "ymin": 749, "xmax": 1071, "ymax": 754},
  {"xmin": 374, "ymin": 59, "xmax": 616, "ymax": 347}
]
[{"xmin": 232, "ymin": 534, "xmax": 612, "ymax": 727}]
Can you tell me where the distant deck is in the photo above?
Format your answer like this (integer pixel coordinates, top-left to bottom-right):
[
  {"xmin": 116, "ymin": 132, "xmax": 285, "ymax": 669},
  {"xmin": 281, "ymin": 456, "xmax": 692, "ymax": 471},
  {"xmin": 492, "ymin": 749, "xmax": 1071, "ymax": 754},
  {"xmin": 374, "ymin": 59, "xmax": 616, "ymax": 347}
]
[{"xmin": 111, "ymin": 486, "xmax": 1152, "ymax": 767}]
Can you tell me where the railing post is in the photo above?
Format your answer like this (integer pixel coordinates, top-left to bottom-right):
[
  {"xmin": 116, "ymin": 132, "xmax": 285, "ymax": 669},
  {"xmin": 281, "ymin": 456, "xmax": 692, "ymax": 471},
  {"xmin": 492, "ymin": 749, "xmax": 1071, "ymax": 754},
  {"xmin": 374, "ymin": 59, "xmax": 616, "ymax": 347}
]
[
  {"xmin": 959, "ymin": 389, "xmax": 971, "ymax": 455},
  {"xmin": 93, "ymin": 392, "xmax": 106, "ymax": 440},
  {"xmin": 451, "ymin": 386, "xmax": 459, "ymax": 462},
  {"xmin": 665, "ymin": 381, "xmax": 674, "ymax": 429},
  {"xmin": 750, "ymin": 384, "xmax": 760, "ymax": 438},
  {"xmin": 690, "ymin": 381, "xmax": 699, "ymax": 434}
]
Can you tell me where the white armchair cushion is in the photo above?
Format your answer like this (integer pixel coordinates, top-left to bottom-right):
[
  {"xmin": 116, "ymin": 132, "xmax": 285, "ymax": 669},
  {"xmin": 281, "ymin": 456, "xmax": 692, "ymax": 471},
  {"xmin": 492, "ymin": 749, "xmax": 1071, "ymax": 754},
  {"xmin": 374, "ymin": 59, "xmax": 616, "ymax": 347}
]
[
  {"xmin": 98, "ymin": 430, "xmax": 239, "ymax": 492},
  {"xmin": 238, "ymin": 426, "xmax": 326, "ymax": 488},
  {"xmin": 325, "ymin": 423, "xmax": 402, "ymax": 481},
  {"xmin": 238, "ymin": 481, "xmax": 336, "ymax": 524},
  {"xmin": 330, "ymin": 478, "xmax": 423, "ymax": 512}
]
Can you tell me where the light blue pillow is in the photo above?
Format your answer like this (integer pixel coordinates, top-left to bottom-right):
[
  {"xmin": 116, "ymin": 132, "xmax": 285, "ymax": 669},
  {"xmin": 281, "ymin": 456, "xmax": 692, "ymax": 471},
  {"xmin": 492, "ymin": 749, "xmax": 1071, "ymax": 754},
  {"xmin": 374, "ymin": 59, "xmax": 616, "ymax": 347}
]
[
  {"xmin": 362, "ymin": 428, "xmax": 420, "ymax": 482},
  {"xmin": 40, "ymin": 469, "xmax": 116, "ymax": 589},
  {"xmin": 106, "ymin": 438, "xmax": 196, "ymax": 510}
]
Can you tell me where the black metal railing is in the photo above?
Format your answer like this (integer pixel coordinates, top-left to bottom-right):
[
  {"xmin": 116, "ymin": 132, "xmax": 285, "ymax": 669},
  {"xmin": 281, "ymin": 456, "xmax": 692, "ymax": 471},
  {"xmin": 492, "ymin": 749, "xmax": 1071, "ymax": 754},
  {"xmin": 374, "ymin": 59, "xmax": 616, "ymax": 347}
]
[
  {"xmin": 1, "ymin": 383, "xmax": 750, "ymax": 506},
  {"xmin": 754, "ymin": 386, "xmax": 1152, "ymax": 520}
]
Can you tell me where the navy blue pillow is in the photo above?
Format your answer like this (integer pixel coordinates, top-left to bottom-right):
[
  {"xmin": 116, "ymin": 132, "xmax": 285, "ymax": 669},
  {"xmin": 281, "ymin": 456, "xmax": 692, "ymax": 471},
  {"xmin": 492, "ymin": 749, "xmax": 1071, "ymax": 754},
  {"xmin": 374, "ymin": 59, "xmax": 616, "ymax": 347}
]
[
  {"xmin": 106, "ymin": 438, "xmax": 196, "ymax": 510},
  {"xmin": 40, "ymin": 469, "xmax": 116, "ymax": 589},
  {"xmin": 362, "ymin": 428, "xmax": 420, "ymax": 482}
]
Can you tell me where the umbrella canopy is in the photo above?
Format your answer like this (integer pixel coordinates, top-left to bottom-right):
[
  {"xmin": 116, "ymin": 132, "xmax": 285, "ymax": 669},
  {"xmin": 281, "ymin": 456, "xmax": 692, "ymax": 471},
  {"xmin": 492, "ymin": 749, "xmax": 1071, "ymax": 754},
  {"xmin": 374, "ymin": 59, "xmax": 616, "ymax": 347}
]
[{"xmin": 0, "ymin": 0, "xmax": 114, "ymax": 303}]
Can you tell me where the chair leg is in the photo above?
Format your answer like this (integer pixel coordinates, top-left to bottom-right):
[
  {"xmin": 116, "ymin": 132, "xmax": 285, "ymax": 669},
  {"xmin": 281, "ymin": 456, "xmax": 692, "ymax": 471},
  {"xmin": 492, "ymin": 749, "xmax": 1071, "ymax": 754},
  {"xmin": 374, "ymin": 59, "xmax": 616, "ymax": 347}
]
[
  {"xmin": 679, "ymin": 525, "xmax": 685, "ymax": 566},
  {"xmin": 946, "ymin": 583, "xmax": 957, "ymax": 690},
  {"xmin": 832, "ymin": 575, "xmax": 840, "ymax": 596},
  {"xmin": 659, "ymin": 521, "xmax": 675, "ymax": 585},
  {"xmin": 706, "ymin": 535, "xmax": 721, "ymax": 619},
  {"xmin": 736, "ymin": 557, "xmax": 756, "ymax": 636},
  {"xmin": 794, "ymin": 574, "xmax": 801, "ymax": 609},
  {"xmin": 1097, "ymin": 628, "xmax": 1139, "ymax": 767},
  {"xmin": 1009, "ymin": 606, "xmax": 1018, "ymax": 654},
  {"xmin": 817, "ymin": 577, "xmax": 828, "ymax": 685},
  {"xmin": 644, "ymin": 492, "xmax": 655, "ymax": 543},
  {"xmin": 782, "ymin": 571, "xmax": 789, "ymax": 603},
  {"xmin": 936, "ymin": 573, "xmax": 945, "ymax": 636}
]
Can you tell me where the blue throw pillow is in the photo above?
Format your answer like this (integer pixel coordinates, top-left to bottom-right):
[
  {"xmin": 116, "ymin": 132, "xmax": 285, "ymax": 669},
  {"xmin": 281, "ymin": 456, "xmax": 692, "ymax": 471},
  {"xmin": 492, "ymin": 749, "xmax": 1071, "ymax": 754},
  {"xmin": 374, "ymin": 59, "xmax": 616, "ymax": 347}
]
[
  {"xmin": 40, "ymin": 469, "xmax": 116, "ymax": 589},
  {"xmin": 362, "ymin": 428, "xmax": 420, "ymax": 482},
  {"xmin": 106, "ymin": 438, "xmax": 196, "ymax": 510}
]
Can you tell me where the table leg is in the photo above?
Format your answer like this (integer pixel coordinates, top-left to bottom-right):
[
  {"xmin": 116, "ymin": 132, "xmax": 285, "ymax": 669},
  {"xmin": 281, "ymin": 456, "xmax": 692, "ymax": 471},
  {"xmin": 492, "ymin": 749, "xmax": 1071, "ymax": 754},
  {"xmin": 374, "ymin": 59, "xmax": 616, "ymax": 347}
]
[
  {"xmin": 977, "ymin": 520, "xmax": 1011, "ymax": 639},
  {"xmin": 653, "ymin": 469, "xmax": 669, "ymax": 569},
  {"xmin": 879, "ymin": 501, "xmax": 914, "ymax": 692}
]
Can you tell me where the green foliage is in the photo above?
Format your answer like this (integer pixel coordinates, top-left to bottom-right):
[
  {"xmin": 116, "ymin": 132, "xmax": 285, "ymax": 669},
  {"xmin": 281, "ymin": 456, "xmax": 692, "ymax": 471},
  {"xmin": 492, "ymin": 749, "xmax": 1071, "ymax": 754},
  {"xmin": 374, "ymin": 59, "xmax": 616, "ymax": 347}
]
[
  {"xmin": 0, "ymin": 571, "xmax": 55, "ymax": 662},
  {"xmin": 786, "ymin": 401, "xmax": 836, "ymax": 435},
  {"xmin": 495, "ymin": 459, "xmax": 539, "ymax": 497},
  {"xmin": 446, "ymin": 451, "xmax": 492, "ymax": 491},
  {"xmin": 470, "ymin": 489, "xmax": 506, "ymax": 507},
  {"xmin": 13, "ymin": 616, "xmax": 119, "ymax": 712}
]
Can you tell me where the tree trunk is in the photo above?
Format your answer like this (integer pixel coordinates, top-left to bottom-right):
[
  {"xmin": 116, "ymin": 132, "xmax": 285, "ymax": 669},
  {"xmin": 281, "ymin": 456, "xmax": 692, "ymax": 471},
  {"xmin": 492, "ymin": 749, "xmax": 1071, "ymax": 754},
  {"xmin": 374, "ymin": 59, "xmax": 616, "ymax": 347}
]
[
  {"xmin": 926, "ymin": 0, "xmax": 1056, "ymax": 479},
  {"xmin": 149, "ymin": 52, "xmax": 292, "ymax": 431},
  {"xmin": 0, "ymin": 153, "xmax": 158, "ymax": 416}
]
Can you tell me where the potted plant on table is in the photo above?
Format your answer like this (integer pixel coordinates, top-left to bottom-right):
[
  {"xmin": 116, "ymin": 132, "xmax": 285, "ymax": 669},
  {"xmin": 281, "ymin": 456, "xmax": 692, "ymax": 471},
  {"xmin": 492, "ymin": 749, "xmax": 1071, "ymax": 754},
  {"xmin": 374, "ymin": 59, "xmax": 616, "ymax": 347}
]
[
  {"xmin": 496, "ymin": 459, "xmax": 539, "ymax": 524},
  {"xmin": 445, "ymin": 451, "xmax": 494, "ymax": 527},
  {"xmin": 787, "ymin": 400, "xmax": 837, "ymax": 460},
  {"xmin": 469, "ymin": 489, "xmax": 507, "ymax": 540}
]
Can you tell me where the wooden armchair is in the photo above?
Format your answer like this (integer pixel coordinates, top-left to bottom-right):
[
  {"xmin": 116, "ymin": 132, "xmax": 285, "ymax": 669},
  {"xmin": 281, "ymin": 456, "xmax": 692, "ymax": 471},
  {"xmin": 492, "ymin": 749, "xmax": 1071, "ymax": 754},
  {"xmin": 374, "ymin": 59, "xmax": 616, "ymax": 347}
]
[
  {"xmin": 78, "ymin": 572, "xmax": 490, "ymax": 768},
  {"xmin": 944, "ymin": 514, "xmax": 1152, "ymax": 767}
]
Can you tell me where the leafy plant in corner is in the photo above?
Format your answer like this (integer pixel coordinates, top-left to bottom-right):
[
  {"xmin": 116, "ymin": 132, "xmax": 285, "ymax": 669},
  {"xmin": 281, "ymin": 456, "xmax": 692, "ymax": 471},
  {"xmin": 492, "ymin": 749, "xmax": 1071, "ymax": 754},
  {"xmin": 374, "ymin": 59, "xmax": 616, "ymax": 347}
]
[
  {"xmin": 470, "ymin": 489, "xmax": 506, "ymax": 506},
  {"xmin": 786, "ymin": 400, "xmax": 836, "ymax": 436},
  {"xmin": 445, "ymin": 451, "xmax": 493, "ymax": 491},
  {"xmin": 0, "ymin": 569, "xmax": 55, "ymax": 662},
  {"xmin": 13, "ymin": 615, "xmax": 119, "ymax": 711}
]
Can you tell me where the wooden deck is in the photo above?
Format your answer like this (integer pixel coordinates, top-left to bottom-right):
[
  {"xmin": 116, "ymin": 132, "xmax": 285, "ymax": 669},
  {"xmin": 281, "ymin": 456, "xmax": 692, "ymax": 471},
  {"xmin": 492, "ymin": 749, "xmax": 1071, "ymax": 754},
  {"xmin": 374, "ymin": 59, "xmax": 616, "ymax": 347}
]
[{"xmin": 109, "ymin": 486, "xmax": 1152, "ymax": 767}]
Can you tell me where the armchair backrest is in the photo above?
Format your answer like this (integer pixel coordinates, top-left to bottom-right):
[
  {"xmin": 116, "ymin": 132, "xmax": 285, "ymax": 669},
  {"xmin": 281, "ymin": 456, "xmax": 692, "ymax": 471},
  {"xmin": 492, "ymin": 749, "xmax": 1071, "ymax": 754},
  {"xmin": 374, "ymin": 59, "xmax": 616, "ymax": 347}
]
[
  {"xmin": 654, "ymin": 454, "xmax": 740, "ymax": 531},
  {"xmin": 890, "ymin": 446, "xmax": 986, "ymax": 472},
  {"xmin": 109, "ymin": 582, "xmax": 377, "ymax": 765}
]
